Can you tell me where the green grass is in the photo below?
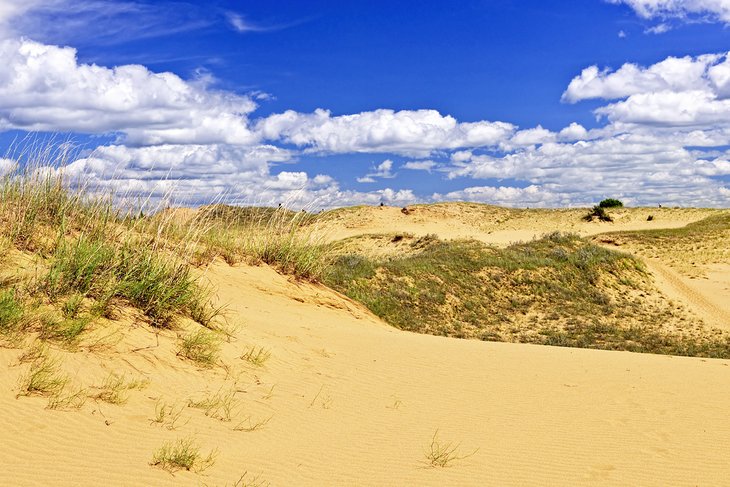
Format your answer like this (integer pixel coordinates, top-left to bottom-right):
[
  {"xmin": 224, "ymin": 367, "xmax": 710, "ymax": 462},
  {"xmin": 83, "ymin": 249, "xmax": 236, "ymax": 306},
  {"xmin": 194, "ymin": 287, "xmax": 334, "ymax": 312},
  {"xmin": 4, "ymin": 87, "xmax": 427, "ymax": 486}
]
[
  {"xmin": 0, "ymin": 288, "xmax": 24, "ymax": 333},
  {"xmin": 178, "ymin": 329, "xmax": 221, "ymax": 367},
  {"xmin": 324, "ymin": 232, "xmax": 730, "ymax": 358},
  {"xmin": 17, "ymin": 355, "xmax": 68, "ymax": 397},
  {"xmin": 150, "ymin": 437, "xmax": 217, "ymax": 473}
]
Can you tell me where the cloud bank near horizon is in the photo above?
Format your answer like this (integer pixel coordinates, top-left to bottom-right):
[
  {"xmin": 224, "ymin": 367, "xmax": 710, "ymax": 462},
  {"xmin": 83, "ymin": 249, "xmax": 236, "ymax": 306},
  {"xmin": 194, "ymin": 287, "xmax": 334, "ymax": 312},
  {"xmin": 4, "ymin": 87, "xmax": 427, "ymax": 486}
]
[{"xmin": 0, "ymin": 1, "xmax": 729, "ymax": 209}]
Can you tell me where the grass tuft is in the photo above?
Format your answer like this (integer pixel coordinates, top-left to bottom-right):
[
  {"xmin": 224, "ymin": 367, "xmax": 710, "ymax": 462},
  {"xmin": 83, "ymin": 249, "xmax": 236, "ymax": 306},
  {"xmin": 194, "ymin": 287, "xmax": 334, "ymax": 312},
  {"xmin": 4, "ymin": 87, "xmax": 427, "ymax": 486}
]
[
  {"xmin": 178, "ymin": 329, "xmax": 221, "ymax": 366},
  {"xmin": 17, "ymin": 355, "xmax": 68, "ymax": 397},
  {"xmin": 240, "ymin": 346, "xmax": 271, "ymax": 367},
  {"xmin": 150, "ymin": 437, "xmax": 217, "ymax": 473}
]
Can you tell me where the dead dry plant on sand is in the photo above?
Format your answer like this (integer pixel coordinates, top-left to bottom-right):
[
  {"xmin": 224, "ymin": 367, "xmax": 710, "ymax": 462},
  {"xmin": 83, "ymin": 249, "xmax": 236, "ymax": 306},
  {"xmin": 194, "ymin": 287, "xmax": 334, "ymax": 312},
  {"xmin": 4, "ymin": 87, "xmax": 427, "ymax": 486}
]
[{"xmin": 423, "ymin": 429, "xmax": 478, "ymax": 468}]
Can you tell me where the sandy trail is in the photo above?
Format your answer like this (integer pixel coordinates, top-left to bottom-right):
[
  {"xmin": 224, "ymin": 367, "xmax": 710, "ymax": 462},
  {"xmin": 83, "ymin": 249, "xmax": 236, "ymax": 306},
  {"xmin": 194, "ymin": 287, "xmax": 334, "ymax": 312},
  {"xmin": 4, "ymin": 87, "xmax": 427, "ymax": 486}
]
[{"xmin": 644, "ymin": 260, "xmax": 730, "ymax": 330}]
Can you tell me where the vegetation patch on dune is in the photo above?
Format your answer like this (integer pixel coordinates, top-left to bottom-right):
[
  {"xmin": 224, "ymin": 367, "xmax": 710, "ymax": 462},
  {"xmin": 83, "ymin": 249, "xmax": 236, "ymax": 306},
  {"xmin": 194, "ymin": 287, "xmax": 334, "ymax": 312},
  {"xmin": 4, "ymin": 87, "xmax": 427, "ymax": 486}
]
[{"xmin": 325, "ymin": 232, "xmax": 730, "ymax": 358}]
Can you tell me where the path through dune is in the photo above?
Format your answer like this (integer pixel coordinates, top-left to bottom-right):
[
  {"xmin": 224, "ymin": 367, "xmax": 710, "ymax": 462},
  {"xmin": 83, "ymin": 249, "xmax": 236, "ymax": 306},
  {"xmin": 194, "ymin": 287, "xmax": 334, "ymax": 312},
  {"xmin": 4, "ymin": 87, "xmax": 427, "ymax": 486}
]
[{"xmin": 644, "ymin": 259, "xmax": 730, "ymax": 330}]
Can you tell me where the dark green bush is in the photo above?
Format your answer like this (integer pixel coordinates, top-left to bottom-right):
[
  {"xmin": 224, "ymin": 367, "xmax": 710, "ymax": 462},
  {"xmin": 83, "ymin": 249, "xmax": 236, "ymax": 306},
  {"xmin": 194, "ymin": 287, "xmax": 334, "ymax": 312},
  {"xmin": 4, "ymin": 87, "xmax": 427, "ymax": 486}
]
[{"xmin": 598, "ymin": 198, "xmax": 623, "ymax": 208}]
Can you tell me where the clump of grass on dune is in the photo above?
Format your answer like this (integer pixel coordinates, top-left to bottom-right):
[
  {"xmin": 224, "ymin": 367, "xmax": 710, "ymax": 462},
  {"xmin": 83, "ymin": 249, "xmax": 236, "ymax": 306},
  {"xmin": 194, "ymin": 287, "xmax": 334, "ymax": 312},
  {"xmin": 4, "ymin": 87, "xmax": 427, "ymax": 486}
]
[
  {"xmin": 150, "ymin": 437, "xmax": 217, "ymax": 473},
  {"xmin": 325, "ymin": 231, "xmax": 730, "ymax": 358},
  {"xmin": 0, "ymin": 150, "xmax": 224, "ymax": 337},
  {"xmin": 196, "ymin": 204, "xmax": 333, "ymax": 281}
]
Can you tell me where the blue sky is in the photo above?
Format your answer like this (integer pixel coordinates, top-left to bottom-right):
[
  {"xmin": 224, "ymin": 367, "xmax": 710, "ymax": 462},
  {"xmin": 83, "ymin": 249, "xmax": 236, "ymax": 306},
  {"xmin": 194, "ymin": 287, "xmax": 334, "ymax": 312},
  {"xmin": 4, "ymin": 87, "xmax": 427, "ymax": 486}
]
[{"xmin": 1, "ymin": 0, "xmax": 730, "ymax": 208}]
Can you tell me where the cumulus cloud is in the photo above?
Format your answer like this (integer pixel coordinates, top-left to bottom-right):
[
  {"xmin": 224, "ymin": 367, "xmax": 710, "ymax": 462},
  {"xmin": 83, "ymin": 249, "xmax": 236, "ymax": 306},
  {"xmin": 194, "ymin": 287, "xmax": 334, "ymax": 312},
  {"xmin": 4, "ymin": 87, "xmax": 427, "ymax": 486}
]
[
  {"xmin": 442, "ymin": 131, "xmax": 730, "ymax": 207},
  {"xmin": 561, "ymin": 52, "xmax": 730, "ymax": 130},
  {"xmin": 433, "ymin": 185, "xmax": 577, "ymax": 207},
  {"xmin": 51, "ymin": 143, "xmax": 418, "ymax": 210},
  {"xmin": 257, "ymin": 108, "xmax": 516, "ymax": 157},
  {"xmin": 562, "ymin": 54, "xmax": 722, "ymax": 103},
  {"xmin": 403, "ymin": 160, "xmax": 438, "ymax": 172},
  {"xmin": 357, "ymin": 159, "xmax": 396, "ymax": 183},
  {"xmin": 0, "ymin": 38, "xmax": 258, "ymax": 145},
  {"xmin": 608, "ymin": 0, "xmax": 730, "ymax": 24}
]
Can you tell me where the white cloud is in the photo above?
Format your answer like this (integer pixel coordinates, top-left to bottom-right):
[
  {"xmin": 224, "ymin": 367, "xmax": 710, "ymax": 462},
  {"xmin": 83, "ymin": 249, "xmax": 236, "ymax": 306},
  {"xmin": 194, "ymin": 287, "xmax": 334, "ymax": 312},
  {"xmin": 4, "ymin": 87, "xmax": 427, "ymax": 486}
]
[
  {"xmin": 558, "ymin": 122, "xmax": 589, "ymax": 141},
  {"xmin": 618, "ymin": 29, "xmax": 627, "ymax": 38},
  {"xmin": 0, "ymin": 38, "xmax": 258, "ymax": 145},
  {"xmin": 645, "ymin": 23, "xmax": 672, "ymax": 34},
  {"xmin": 608, "ymin": 0, "xmax": 730, "ymax": 24},
  {"xmin": 357, "ymin": 159, "xmax": 396, "ymax": 183},
  {"xmin": 562, "ymin": 54, "xmax": 721, "ymax": 103},
  {"xmin": 443, "ymin": 132, "xmax": 730, "ymax": 207},
  {"xmin": 403, "ymin": 160, "xmax": 437, "ymax": 172},
  {"xmin": 507, "ymin": 125, "xmax": 556, "ymax": 148},
  {"xmin": 257, "ymin": 108, "xmax": 516, "ymax": 157},
  {"xmin": 433, "ymin": 185, "xmax": 576, "ymax": 207}
]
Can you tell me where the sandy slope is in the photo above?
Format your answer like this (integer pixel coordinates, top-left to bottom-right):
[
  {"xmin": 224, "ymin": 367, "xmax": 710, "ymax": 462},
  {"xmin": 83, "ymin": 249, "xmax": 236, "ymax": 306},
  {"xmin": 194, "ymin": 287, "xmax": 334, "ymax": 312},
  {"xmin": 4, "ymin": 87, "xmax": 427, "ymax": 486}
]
[{"xmin": 2, "ymin": 261, "xmax": 730, "ymax": 486}]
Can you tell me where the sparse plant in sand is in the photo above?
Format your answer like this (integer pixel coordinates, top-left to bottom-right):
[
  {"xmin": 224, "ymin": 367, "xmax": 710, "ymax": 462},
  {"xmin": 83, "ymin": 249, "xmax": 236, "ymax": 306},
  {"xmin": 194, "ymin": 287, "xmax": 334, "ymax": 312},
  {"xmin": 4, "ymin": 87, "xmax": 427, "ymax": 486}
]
[
  {"xmin": 17, "ymin": 354, "xmax": 68, "ymax": 397},
  {"xmin": 47, "ymin": 386, "xmax": 87, "ymax": 410},
  {"xmin": 187, "ymin": 388, "xmax": 238, "ymax": 422},
  {"xmin": 91, "ymin": 372, "xmax": 148, "ymax": 405},
  {"xmin": 151, "ymin": 401, "xmax": 187, "ymax": 430},
  {"xmin": 16, "ymin": 341, "xmax": 48, "ymax": 364},
  {"xmin": 240, "ymin": 345, "xmax": 271, "ymax": 366},
  {"xmin": 231, "ymin": 471, "xmax": 271, "ymax": 487},
  {"xmin": 178, "ymin": 329, "xmax": 221, "ymax": 367},
  {"xmin": 234, "ymin": 414, "xmax": 272, "ymax": 432},
  {"xmin": 150, "ymin": 436, "xmax": 217, "ymax": 473},
  {"xmin": 423, "ymin": 429, "xmax": 478, "ymax": 468}
]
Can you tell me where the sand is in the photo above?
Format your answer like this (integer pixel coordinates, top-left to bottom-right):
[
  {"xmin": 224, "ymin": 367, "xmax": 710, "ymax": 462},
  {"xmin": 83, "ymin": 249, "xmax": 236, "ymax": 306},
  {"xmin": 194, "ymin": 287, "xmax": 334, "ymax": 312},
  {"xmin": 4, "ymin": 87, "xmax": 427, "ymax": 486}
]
[{"xmin": 2, "ymin": 204, "xmax": 729, "ymax": 486}]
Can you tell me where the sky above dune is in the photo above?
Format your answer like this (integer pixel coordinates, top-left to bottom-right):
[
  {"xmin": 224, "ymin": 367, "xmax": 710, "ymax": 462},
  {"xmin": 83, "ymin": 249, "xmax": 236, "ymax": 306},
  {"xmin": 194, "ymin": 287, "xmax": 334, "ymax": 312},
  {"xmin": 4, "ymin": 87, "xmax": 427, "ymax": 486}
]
[{"xmin": 1, "ymin": 0, "xmax": 730, "ymax": 209}]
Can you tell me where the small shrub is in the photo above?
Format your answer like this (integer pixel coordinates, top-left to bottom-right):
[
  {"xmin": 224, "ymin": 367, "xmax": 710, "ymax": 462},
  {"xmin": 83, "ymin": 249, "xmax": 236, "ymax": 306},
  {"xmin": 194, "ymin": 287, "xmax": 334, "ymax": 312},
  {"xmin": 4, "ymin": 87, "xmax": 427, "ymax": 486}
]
[
  {"xmin": 0, "ymin": 289, "xmax": 24, "ymax": 333},
  {"xmin": 584, "ymin": 205, "xmax": 613, "ymax": 222},
  {"xmin": 598, "ymin": 198, "xmax": 623, "ymax": 208},
  {"xmin": 150, "ymin": 437, "xmax": 217, "ymax": 473},
  {"xmin": 17, "ymin": 355, "xmax": 68, "ymax": 397},
  {"xmin": 178, "ymin": 329, "xmax": 221, "ymax": 366}
]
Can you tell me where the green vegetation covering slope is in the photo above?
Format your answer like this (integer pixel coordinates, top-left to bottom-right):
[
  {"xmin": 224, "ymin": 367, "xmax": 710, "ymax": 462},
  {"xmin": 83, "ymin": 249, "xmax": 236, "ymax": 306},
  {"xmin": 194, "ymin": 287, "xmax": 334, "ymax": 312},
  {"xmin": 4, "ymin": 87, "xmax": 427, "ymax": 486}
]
[{"xmin": 325, "ymin": 232, "xmax": 730, "ymax": 358}]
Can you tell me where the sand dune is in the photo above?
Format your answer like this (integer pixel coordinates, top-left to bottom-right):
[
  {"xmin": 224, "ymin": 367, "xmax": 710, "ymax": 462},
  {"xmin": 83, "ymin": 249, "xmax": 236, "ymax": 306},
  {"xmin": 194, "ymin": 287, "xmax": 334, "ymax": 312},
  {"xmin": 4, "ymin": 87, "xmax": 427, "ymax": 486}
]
[
  {"xmin": 2, "ymin": 264, "xmax": 729, "ymax": 486},
  {"xmin": 319, "ymin": 204, "xmax": 719, "ymax": 246},
  {"xmin": 2, "ymin": 205, "xmax": 729, "ymax": 486}
]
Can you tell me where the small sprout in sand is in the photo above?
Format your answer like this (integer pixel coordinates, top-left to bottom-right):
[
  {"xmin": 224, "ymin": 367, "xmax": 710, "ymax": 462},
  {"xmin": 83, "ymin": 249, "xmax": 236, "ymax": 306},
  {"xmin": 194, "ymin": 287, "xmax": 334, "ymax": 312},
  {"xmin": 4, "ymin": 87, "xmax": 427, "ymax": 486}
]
[
  {"xmin": 91, "ymin": 373, "xmax": 149, "ymax": 405},
  {"xmin": 188, "ymin": 388, "xmax": 237, "ymax": 422},
  {"xmin": 17, "ymin": 355, "xmax": 68, "ymax": 397},
  {"xmin": 240, "ymin": 346, "xmax": 271, "ymax": 367},
  {"xmin": 234, "ymin": 415, "xmax": 272, "ymax": 432},
  {"xmin": 151, "ymin": 401, "xmax": 187, "ymax": 430},
  {"xmin": 386, "ymin": 395, "xmax": 403, "ymax": 410},
  {"xmin": 178, "ymin": 329, "xmax": 221, "ymax": 367},
  {"xmin": 231, "ymin": 471, "xmax": 271, "ymax": 487},
  {"xmin": 423, "ymin": 429, "xmax": 478, "ymax": 468},
  {"xmin": 150, "ymin": 437, "xmax": 217, "ymax": 473}
]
